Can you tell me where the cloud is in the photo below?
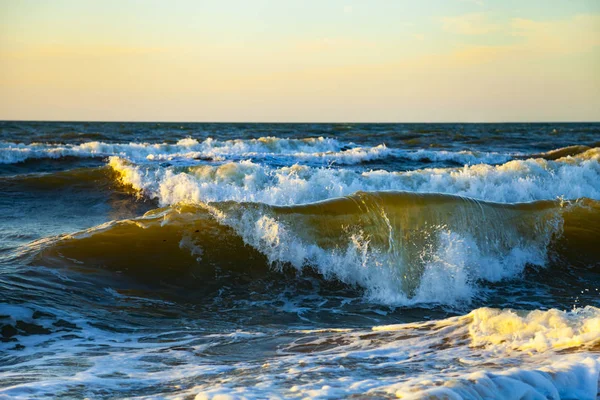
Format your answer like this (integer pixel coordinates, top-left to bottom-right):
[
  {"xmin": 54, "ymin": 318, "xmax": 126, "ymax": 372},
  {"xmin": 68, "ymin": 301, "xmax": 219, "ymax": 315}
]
[
  {"xmin": 440, "ymin": 13, "xmax": 500, "ymax": 35},
  {"xmin": 431, "ymin": 13, "xmax": 600, "ymax": 68},
  {"xmin": 0, "ymin": 44, "xmax": 166, "ymax": 61},
  {"xmin": 460, "ymin": 0, "xmax": 484, "ymax": 6},
  {"xmin": 510, "ymin": 14, "xmax": 600, "ymax": 54},
  {"xmin": 293, "ymin": 37, "xmax": 374, "ymax": 52}
]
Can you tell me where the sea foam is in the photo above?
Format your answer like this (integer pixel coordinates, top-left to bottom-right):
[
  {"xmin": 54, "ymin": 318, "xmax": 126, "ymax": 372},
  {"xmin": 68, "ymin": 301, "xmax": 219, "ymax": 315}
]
[
  {"xmin": 2, "ymin": 304, "xmax": 598, "ymax": 399},
  {"xmin": 190, "ymin": 307, "xmax": 600, "ymax": 399},
  {"xmin": 109, "ymin": 147, "xmax": 600, "ymax": 206}
]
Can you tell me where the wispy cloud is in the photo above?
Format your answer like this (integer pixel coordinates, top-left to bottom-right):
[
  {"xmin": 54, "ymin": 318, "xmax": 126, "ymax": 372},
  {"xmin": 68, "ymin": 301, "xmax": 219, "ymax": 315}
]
[
  {"xmin": 440, "ymin": 13, "xmax": 499, "ymax": 35},
  {"xmin": 0, "ymin": 44, "xmax": 166, "ymax": 60},
  {"xmin": 293, "ymin": 37, "xmax": 374, "ymax": 52},
  {"xmin": 511, "ymin": 14, "xmax": 600, "ymax": 53},
  {"xmin": 434, "ymin": 13, "xmax": 600, "ymax": 67},
  {"xmin": 460, "ymin": 0, "xmax": 484, "ymax": 6}
]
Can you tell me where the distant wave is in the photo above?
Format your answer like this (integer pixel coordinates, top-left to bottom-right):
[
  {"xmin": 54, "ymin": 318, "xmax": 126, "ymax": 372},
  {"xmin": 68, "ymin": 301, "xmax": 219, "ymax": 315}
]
[
  {"xmin": 3, "ymin": 144, "xmax": 597, "ymax": 205},
  {"xmin": 4, "ymin": 138, "xmax": 596, "ymax": 168},
  {"xmin": 0, "ymin": 166, "xmax": 112, "ymax": 189},
  {"xmin": 522, "ymin": 144, "xmax": 594, "ymax": 160},
  {"xmin": 0, "ymin": 137, "xmax": 512, "ymax": 166}
]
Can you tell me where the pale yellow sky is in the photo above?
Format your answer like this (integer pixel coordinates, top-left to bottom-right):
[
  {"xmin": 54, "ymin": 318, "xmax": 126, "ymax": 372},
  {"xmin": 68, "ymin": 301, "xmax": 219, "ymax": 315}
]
[{"xmin": 1, "ymin": 0, "xmax": 599, "ymax": 122}]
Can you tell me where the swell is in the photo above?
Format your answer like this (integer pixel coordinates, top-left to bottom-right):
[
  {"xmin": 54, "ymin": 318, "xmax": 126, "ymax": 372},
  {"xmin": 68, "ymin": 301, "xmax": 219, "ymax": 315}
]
[
  {"xmin": 0, "ymin": 156, "xmax": 106, "ymax": 177},
  {"xmin": 1, "ymin": 166, "xmax": 112, "ymax": 189},
  {"xmin": 0, "ymin": 166, "xmax": 146, "ymax": 204},
  {"xmin": 29, "ymin": 192, "xmax": 600, "ymax": 305},
  {"xmin": 526, "ymin": 144, "xmax": 595, "ymax": 160},
  {"xmin": 30, "ymin": 205, "xmax": 269, "ymax": 286}
]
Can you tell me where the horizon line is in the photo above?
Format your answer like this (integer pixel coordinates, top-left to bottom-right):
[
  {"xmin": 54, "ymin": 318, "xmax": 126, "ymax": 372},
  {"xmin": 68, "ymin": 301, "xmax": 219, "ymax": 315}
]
[{"xmin": 2, "ymin": 119, "xmax": 599, "ymax": 125}]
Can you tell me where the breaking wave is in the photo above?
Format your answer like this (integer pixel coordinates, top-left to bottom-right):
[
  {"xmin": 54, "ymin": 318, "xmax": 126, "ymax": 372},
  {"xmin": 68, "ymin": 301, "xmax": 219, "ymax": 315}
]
[
  {"xmin": 30, "ymin": 192, "xmax": 600, "ymax": 306},
  {"xmin": 108, "ymin": 147, "xmax": 600, "ymax": 205}
]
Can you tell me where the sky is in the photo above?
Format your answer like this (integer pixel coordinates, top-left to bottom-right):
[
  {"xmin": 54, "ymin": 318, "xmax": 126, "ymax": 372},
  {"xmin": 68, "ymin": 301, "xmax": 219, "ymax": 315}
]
[{"xmin": 0, "ymin": 0, "xmax": 599, "ymax": 122}]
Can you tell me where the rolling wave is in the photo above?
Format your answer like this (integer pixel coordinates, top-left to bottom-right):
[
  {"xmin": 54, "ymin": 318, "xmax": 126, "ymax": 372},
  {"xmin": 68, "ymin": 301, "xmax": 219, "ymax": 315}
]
[
  {"xmin": 30, "ymin": 192, "xmax": 600, "ymax": 305},
  {"xmin": 108, "ymin": 146, "xmax": 600, "ymax": 205}
]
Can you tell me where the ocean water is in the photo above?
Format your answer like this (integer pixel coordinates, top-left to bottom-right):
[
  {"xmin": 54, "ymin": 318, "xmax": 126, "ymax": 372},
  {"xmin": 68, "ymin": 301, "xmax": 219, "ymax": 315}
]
[{"xmin": 1, "ymin": 121, "xmax": 600, "ymax": 399}]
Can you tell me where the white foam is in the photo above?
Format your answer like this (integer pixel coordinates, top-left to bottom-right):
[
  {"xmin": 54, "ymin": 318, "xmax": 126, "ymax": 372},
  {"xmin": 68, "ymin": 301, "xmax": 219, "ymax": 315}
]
[
  {"xmin": 375, "ymin": 306, "xmax": 600, "ymax": 399},
  {"xmin": 2, "ymin": 305, "xmax": 599, "ymax": 399},
  {"xmin": 189, "ymin": 307, "xmax": 600, "ymax": 399},
  {"xmin": 467, "ymin": 306, "xmax": 600, "ymax": 352},
  {"xmin": 400, "ymin": 148, "xmax": 511, "ymax": 165},
  {"xmin": 109, "ymin": 148, "xmax": 600, "ymax": 206},
  {"xmin": 0, "ymin": 141, "xmax": 180, "ymax": 164},
  {"xmin": 393, "ymin": 357, "xmax": 600, "ymax": 400}
]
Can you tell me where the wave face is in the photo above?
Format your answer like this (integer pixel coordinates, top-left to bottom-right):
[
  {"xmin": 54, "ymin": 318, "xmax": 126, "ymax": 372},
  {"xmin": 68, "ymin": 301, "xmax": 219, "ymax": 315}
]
[
  {"xmin": 34, "ymin": 193, "xmax": 600, "ymax": 306},
  {"xmin": 29, "ymin": 192, "xmax": 600, "ymax": 305},
  {"xmin": 1, "ymin": 121, "xmax": 600, "ymax": 399}
]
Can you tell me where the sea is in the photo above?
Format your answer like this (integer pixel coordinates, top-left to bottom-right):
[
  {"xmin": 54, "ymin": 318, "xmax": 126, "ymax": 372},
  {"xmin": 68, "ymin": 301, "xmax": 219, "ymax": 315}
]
[{"xmin": 1, "ymin": 121, "xmax": 600, "ymax": 399}]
